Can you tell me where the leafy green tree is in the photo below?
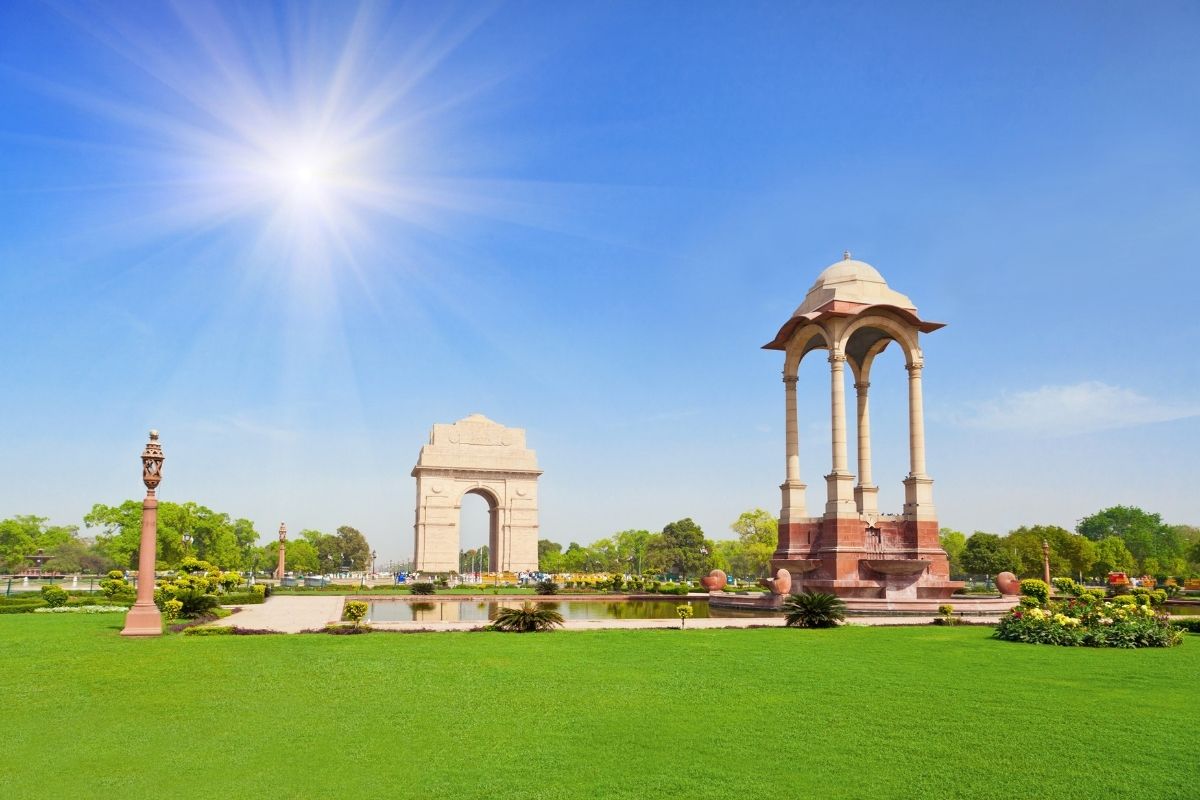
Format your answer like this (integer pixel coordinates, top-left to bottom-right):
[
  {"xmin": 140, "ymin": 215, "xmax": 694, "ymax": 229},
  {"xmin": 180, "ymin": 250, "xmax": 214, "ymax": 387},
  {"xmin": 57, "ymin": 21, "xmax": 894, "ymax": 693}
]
[
  {"xmin": 1004, "ymin": 525, "xmax": 1094, "ymax": 579},
  {"xmin": 0, "ymin": 515, "xmax": 76, "ymax": 571},
  {"xmin": 649, "ymin": 518, "xmax": 710, "ymax": 580},
  {"xmin": 460, "ymin": 546, "xmax": 491, "ymax": 572},
  {"xmin": 560, "ymin": 542, "xmax": 592, "ymax": 572},
  {"xmin": 1076, "ymin": 506, "xmax": 1183, "ymax": 574},
  {"xmin": 300, "ymin": 530, "xmax": 343, "ymax": 573},
  {"xmin": 613, "ymin": 530, "xmax": 651, "ymax": 575},
  {"xmin": 263, "ymin": 539, "xmax": 320, "ymax": 573},
  {"xmin": 336, "ymin": 525, "xmax": 371, "ymax": 571},
  {"xmin": 1092, "ymin": 536, "xmax": 1137, "ymax": 576},
  {"xmin": 939, "ymin": 528, "xmax": 967, "ymax": 575},
  {"xmin": 730, "ymin": 509, "xmax": 777, "ymax": 578},
  {"xmin": 711, "ymin": 539, "xmax": 761, "ymax": 580},
  {"xmin": 44, "ymin": 537, "xmax": 114, "ymax": 574},
  {"xmin": 960, "ymin": 532, "xmax": 1014, "ymax": 577},
  {"xmin": 84, "ymin": 501, "xmax": 144, "ymax": 568},
  {"xmin": 85, "ymin": 501, "xmax": 258, "ymax": 570},
  {"xmin": 537, "ymin": 539, "xmax": 564, "ymax": 572}
]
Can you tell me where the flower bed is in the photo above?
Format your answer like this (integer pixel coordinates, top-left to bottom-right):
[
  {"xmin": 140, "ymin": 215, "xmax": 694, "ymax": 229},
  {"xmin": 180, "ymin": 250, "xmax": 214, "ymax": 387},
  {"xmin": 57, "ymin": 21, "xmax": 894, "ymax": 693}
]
[
  {"xmin": 33, "ymin": 605, "xmax": 129, "ymax": 614},
  {"xmin": 995, "ymin": 586, "xmax": 1183, "ymax": 648}
]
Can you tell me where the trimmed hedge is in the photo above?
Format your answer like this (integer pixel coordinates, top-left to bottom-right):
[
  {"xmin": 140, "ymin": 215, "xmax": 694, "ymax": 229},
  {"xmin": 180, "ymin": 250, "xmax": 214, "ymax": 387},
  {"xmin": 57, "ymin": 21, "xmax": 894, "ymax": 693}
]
[{"xmin": 220, "ymin": 591, "xmax": 267, "ymax": 605}]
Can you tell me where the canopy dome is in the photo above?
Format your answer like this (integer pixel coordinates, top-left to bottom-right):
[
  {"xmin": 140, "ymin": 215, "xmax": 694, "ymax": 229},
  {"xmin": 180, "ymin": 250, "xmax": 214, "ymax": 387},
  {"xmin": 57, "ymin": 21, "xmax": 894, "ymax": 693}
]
[{"xmin": 793, "ymin": 252, "xmax": 916, "ymax": 316}]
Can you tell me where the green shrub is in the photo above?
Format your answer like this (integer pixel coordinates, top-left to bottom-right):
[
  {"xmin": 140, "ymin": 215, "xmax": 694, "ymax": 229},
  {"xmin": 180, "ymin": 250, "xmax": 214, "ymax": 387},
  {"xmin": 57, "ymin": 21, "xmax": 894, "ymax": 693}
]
[
  {"xmin": 344, "ymin": 600, "xmax": 369, "ymax": 626},
  {"xmin": 217, "ymin": 591, "xmax": 265, "ymax": 605},
  {"xmin": 1173, "ymin": 618, "xmax": 1200, "ymax": 633},
  {"xmin": 163, "ymin": 599, "xmax": 184, "ymax": 621},
  {"xmin": 608, "ymin": 574, "xmax": 624, "ymax": 592},
  {"xmin": 177, "ymin": 557, "xmax": 217, "ymax": 575},
  {"xmin": 1081, "ymin": 588, "xmax": 1106, "ymax": 601},
  {"xmin": 218, "ymin": 572, "xmax": 243, "ymax": 591},
  {"xmin": 410, "ymin": 583, "xmax": 435, "ymax": 595},
  {"xmin": 0, "ymin": 602, "xmax": 46, "ymax": 614},
  {"xmin": 995, "ymin": 599, "xmax": 1183, "ymax": 648},
  {"xmin": 99, "ymin": 572, "xmax": 132, "ymax": 598},
  {"xmin": 1112, "ymin": 595, "xmax": 1137, "ymax": 606},
  {"xmin": 183, "ymin": 626, "xmax": 235, "ymax": 636},
  {"xmin": 783, "ymin": 591, "xmax": 847, "ymax": 629},
  {"xmin": 40, "ymin": 585, "xmax": 69, "ymax": 608},
  {"xmin": 675, "ymin": 602, "xmax": 694, "ymax": 628},
  {"xmin": 171, "ymin": 589, "xmax": 220, "ymax": 617},
  {"xmin": 534, "ymin": 579, "xmax": 558, "ymax": 596},
  {"xmin": 1052, "ymin": 577, "xmax": 1081, "ymax": 597},
  {"xmin": 1020, "ymin": 579, "xmax": 1050, "ymax": 606},
  {"xmin": 491, "ymin": 602, "xmax": 564, "ymax": 632}
]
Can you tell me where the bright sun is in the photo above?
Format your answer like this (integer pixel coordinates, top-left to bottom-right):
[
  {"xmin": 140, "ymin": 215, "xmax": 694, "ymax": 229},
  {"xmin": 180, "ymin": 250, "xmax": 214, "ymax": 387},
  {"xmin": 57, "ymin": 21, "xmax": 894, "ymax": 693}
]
[{"xmin": 270, "ymin": 146, "xmax": 335, "ymax": 205}]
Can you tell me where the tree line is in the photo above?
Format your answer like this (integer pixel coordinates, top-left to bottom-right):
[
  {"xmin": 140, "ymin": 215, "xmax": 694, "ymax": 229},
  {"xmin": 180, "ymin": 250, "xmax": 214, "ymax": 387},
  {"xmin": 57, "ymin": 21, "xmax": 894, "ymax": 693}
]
[
  {"xmin": 941, "ymin": 505, "xmax": 1200, "ymax": 580},
  {"xmin": 0, "ymin": 501, "xmax": 372, "ymax": 574},
  {"xmin": 463, "ymin": 509, "xmax": 780, "ymax": 579}
]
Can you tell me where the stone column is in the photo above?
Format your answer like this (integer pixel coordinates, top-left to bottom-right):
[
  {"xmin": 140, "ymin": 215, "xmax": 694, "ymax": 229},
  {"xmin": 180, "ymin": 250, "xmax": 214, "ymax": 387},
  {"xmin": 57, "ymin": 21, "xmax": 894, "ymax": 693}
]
[
  {"xmin": 825, "ymin": 351, "xmax": 856, "ymax": 515},
  {"xmin": 903, "ymin": 360, "xmax": 936, "ymax": 519},
  {"xmin": 122, "ymin": 431, "xmax": 164, "ymax": 637},
  {"xmin": 853, "ymin": 381, "xmax": 878, "ymax": 514},
  {"xmin": 780, "ymin": 374, "xmax": 807, "ymax": 523}
]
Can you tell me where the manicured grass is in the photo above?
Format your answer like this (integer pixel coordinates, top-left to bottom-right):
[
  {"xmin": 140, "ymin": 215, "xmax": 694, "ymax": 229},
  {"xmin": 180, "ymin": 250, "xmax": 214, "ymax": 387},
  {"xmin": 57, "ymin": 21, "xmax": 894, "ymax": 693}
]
[{"xmin": 1, "ymin": 616, "xmax": 1196, "ymax": 799}]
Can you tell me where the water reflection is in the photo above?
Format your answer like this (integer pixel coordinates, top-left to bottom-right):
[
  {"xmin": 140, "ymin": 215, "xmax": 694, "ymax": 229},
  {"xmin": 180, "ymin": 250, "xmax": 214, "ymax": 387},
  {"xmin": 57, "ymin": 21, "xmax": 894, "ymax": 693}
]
[{"xmin": 366, "ymin": 598, "xmax": 779, "ymax": 623}]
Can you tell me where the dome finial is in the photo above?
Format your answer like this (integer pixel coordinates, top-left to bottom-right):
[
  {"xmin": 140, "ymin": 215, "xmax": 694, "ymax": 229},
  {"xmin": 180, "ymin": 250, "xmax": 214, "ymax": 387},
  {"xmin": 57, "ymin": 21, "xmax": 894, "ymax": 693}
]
[{"xmin": 843, "ymin": 250, "xmax": 851, "ymax": 260}]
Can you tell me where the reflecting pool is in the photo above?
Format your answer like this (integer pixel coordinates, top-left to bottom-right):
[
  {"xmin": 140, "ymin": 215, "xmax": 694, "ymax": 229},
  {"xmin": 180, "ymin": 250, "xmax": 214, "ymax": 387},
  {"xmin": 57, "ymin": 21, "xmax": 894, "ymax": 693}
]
[{"xmin": 365, "ymin": 598, "xmax": 779, "ymax": 623}]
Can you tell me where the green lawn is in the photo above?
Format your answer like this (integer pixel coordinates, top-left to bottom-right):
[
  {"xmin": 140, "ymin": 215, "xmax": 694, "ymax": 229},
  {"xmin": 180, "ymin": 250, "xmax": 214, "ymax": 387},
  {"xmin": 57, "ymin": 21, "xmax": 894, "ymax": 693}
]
[{"xmin": 2, "ymin": 616, "xmax": 1196, "ymax": 799}]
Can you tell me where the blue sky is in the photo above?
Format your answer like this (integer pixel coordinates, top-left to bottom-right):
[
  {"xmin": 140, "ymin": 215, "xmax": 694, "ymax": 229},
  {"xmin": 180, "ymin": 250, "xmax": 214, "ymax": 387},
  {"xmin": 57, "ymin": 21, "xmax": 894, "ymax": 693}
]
[{"xmin": 1, "ymin": 1, "xmax": 1197, "ymax": 562}]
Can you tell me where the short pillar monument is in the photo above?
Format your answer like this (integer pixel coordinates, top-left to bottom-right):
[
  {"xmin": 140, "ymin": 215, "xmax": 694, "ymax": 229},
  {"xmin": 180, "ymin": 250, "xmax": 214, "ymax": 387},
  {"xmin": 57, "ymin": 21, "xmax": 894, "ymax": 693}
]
[
  {"xmin": 276, "ymin": 523, "xmax": 287, "ymax": 581},
  {"xmin": 121, "ymin": 430, "xmax": 165, "ymax": 637},
  {"xmin": 763, "ymin": 253, "xmax": 962, "ymax": 600}
]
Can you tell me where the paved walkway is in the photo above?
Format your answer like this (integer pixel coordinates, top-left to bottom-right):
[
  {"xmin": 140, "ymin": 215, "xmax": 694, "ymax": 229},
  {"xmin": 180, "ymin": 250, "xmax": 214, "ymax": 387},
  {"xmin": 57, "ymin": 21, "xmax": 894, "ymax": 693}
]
[{"xmin": 218, "ymin": 595, "xmax": 345, "ymax": 633}]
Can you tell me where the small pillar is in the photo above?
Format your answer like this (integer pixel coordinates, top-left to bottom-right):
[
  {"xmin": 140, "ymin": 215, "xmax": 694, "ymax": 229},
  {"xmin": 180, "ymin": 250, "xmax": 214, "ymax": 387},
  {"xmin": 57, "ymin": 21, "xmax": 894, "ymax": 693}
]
[
  {"xmin": 780, "ymin": 374, "xmax": 807, "ymax": 523},
  {"xmin": 825, "ymin": 351, "xmax": 856, "ymax": 516},
  {"xmin": 902, "ymin": 361, "xmax": 936, "ymax": 519},
  {"xmin": 276, "ymin": 522, "xmax": 287, "ymax": 581},
  {"xmin": 853, "ymin": 380, "xmax": 878, "ymax": 514}
]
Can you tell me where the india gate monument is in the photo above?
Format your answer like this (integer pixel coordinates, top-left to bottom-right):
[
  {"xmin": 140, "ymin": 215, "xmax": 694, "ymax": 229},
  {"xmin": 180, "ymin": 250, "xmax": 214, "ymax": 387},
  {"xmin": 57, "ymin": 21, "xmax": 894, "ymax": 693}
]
[
  {"xmin": 411, "ymin": 414, "xmax": 541, "ymax": 573},
  {"xmin": 763, "ymin": 253, "xmax": 961, "ymax": 600}
]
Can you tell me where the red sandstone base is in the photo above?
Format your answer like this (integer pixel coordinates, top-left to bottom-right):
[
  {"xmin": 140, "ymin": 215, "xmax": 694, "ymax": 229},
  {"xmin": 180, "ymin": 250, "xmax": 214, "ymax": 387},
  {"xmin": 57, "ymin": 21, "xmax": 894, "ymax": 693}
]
[
  {"xmin": 120, "ymin": 602, "xmax": 163, "ymax": 637},
  {"xmin": 773, "ymin": 515, "xmax": 963, "ymax": 600}
]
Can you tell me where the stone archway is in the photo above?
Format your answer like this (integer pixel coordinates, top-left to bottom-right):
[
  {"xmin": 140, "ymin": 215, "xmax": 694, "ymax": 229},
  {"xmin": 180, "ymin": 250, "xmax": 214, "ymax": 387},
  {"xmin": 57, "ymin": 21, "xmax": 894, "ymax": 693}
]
[{"xmin": 411, "ymin": 414, "xmax": 541, "ymax": 572}]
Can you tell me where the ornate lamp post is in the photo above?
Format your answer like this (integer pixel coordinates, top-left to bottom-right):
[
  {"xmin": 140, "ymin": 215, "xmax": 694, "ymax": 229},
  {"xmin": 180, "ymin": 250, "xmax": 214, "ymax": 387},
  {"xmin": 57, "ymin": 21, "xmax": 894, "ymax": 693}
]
[
  {"xmin": 370, "ymin": 549, "xmax": 377, "ymax": 577},
  {"xmin": 181, "ymin": 531, "xmax": 192, "ymax": 557},
  {"xmin": 276, "ymin": 523, "xmax": 287, "ymax": 581},
  {"xmin": 121, "ymin": 430, "xmax": 165, "ymax": 637},
  {"xmin": 1042, "ymin": 539, "xmax": 1052, "ymax": 587}
]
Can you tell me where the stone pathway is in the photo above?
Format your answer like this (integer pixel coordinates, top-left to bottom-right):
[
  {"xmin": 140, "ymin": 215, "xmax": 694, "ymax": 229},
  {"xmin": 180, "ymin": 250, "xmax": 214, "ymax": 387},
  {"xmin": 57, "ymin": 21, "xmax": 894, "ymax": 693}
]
[{"xmin": 218, "ymin": 595, "xmax": 345, "ymax": 633}]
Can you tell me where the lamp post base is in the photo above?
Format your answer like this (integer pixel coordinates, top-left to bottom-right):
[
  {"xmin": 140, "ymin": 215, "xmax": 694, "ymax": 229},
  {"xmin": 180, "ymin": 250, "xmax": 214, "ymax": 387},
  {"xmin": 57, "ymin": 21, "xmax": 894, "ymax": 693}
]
[{"xmin": 120, "ymin": 602, "xmax": 163, "ymax": 637}]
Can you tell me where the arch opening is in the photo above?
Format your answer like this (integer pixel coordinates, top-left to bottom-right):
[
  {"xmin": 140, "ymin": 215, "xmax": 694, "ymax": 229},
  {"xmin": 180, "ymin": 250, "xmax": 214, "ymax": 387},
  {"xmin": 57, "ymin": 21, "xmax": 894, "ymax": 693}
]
[{"xmin": 460, "ymin": 488, "xmax": 500, "ymax": 572}]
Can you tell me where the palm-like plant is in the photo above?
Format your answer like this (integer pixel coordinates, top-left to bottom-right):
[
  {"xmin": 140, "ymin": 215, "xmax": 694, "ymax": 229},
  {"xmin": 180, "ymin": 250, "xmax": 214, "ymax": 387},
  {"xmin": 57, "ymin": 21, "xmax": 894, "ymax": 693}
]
[
  {"xmin": 491, "ymin": 601, "xmax": 565, "ymax": 632},
  {"xmin": 782, "ymin": 590, "xmax": 847, "ymax": 628}
]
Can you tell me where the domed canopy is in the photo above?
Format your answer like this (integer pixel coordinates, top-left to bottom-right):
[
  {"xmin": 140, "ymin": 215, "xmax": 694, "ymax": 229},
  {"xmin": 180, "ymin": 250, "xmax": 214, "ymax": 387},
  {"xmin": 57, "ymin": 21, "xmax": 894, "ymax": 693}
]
[
  {"xmin": 762, "ymin": 252, "xmax": 943, "ymax": 351},
  {"xmin": 793, "ymin": 252, "xmax": 915, "ymax": 316}
]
